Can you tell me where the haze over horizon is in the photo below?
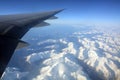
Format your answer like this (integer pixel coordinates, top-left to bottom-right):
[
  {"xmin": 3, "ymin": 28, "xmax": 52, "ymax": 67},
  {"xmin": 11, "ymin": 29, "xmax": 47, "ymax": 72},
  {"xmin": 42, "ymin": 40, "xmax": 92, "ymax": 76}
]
[
  {"xmin": 0, "ymin": 0, "xmax": 120, "ymax": 27},
  {"xmin": 1, "ymin": 0, "xmax": 120, "ymax": 80}
]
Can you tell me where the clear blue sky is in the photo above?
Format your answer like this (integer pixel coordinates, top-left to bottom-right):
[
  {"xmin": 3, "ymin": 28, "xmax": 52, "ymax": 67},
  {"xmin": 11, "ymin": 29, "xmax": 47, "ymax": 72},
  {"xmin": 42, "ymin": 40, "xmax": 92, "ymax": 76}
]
[{"xmin": 0, "ymin": 0, "xmax": 120, "ymax": 27}]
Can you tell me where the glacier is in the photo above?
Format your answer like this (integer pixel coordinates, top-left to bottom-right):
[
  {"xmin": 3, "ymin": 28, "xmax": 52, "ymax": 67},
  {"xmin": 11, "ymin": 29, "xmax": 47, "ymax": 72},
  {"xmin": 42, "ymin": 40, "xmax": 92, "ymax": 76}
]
[{"xmin": 2, "ymin": 25, "xmax": 120, "ymax": 80}]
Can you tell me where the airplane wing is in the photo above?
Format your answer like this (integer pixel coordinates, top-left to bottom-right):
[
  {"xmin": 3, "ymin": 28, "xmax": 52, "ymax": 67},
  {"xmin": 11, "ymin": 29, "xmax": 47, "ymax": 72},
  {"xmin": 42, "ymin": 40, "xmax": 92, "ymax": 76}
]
[{"xmin": 0, "ymin": 9, "xmax": 63, "ymax": 78}]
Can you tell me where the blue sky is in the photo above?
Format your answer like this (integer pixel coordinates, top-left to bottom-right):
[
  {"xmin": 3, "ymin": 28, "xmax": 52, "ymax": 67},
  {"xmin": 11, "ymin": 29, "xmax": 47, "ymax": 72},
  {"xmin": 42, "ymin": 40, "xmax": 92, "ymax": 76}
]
[{"xmin": 0, "ymin": 0, "xmax": 120, "ymax": 27}]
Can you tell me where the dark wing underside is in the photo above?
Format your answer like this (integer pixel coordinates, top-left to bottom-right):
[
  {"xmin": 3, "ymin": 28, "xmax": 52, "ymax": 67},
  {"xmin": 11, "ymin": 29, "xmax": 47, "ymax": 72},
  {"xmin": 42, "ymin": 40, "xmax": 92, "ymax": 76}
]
[{"xmin": 0, "ymin": 9, "xmax": 63, "ymax": 78}]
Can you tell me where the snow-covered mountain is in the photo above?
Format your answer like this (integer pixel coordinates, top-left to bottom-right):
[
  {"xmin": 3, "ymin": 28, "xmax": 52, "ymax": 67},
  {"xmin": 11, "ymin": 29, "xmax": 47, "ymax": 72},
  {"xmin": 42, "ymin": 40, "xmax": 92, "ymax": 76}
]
[{"xmin": 2, "ymin": 25, "xmax": 120, "ymax": 80}]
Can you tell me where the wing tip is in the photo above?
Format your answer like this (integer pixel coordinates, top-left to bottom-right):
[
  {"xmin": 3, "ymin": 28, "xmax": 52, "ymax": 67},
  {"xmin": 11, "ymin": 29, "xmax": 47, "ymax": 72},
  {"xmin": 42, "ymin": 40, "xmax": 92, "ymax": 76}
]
[
  {"xmin": 49, "ymin": 9, "xmax": 64, "ymax": 14},
  {"xmin": 55, "ymin": 9, "xmax": 65, "ymax": 13}
]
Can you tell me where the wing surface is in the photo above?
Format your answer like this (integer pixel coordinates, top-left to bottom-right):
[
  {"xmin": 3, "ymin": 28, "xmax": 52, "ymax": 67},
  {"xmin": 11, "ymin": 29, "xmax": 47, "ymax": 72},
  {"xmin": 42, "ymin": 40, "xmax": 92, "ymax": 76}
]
[{"xmin": 0, "ymin": 9, "xmax": 63, "ymax": 78}]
